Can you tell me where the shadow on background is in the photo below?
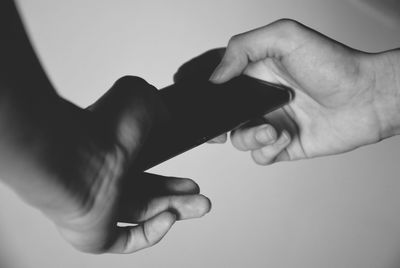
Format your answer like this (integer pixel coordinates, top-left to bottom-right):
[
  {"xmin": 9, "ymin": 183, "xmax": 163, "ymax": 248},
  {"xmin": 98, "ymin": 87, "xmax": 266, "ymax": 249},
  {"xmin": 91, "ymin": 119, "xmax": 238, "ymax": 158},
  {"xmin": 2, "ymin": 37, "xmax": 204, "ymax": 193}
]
[
  {"xmin": 360, "ymin": 0, "xmax": 400, "ymax": 18},
  {"xmin": 351, "ymin": 0, "xmax": 400, "ymax": 27}
]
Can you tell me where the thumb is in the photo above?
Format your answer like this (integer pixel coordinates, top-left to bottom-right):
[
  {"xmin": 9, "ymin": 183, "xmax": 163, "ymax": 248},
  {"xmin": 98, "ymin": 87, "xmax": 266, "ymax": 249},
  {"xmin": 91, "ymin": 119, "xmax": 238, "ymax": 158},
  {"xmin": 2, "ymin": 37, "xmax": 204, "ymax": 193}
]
[
  {"xmin": 87, "ymin": 76, "xmax": 159, "ymax": 157},
  {"xmin": 173, "ymin": 48, "xmax": 225, "ymax": 83}
]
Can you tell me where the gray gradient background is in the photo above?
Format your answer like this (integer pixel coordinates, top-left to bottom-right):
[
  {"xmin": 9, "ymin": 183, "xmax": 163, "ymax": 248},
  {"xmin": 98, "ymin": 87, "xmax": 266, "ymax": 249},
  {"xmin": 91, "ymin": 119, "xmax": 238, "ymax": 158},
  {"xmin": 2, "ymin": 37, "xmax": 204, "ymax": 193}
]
[{"xmin": 0, "ymin": 0, "xmax": 400, "ymax": 267}]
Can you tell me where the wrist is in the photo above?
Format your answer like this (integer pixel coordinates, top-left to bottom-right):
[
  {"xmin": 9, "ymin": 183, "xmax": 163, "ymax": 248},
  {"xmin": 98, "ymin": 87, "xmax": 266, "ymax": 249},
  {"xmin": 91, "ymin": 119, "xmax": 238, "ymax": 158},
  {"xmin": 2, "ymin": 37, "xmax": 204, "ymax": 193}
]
[
  {"xmin": 364, "ymin": 50, "xmax": 400, "ymax": 139},
  {"xmin": 0, "ymin": 91, "xmax": 82, "ymax": 204}
]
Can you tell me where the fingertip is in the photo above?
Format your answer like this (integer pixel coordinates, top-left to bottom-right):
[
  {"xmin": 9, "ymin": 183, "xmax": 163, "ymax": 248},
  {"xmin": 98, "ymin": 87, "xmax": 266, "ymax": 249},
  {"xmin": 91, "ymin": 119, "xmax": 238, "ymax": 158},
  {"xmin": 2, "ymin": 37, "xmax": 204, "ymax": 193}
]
[
  {"xmin": 157, "ymin": 176, "xmax": 200, "ymax": 195},
  {"xmin": 251, "ymin": 149, "xmax": 273, "ymax": 166},
  {"xmin": 209, "ymin": 53, "xmax": 242, "ymax": 83},
  {"xmin": 175, "ymin": 194, "xmax": 212, "ymax": 220},
  {"xmin": 208, "ymin": 133, "xmax": 228, "ymax": 144},
  {"xmin": 196, "ymin": 194, "xmax": 212, "ymax": 217},
  {"xmin": 209, "ymin": 62, "xmax": 228, "ymax": 83},
  {"xmin": 230, "ymin": 130, "xmax": 246, "ymax": 151},
  {"xmin": 200, "ymin": 194, "xmax": 212, "ymax": 215},
  {"xmin": 188, "ymin": 195, "xmax": 212, "ymax": 217},
  {"xmin": 175, "ymin": 178, "xmax": 200, "ymax": 194}
]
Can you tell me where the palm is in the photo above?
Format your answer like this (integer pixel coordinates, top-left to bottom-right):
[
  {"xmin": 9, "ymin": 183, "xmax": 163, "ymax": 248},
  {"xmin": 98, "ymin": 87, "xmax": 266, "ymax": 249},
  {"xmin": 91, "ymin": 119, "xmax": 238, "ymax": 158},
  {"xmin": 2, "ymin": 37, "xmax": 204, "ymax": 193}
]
[{"xmin": 242, "ymin": 41, "xmax": 380, "ymax": 161}]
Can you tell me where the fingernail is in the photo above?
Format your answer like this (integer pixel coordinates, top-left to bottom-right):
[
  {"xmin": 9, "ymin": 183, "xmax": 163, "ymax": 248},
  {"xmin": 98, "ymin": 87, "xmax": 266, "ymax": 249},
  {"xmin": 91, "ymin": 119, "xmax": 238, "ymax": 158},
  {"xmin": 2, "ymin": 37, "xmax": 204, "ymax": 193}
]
[{"xmin": 255, "ymin": 126, "xmax": 276, "ymax": 144}]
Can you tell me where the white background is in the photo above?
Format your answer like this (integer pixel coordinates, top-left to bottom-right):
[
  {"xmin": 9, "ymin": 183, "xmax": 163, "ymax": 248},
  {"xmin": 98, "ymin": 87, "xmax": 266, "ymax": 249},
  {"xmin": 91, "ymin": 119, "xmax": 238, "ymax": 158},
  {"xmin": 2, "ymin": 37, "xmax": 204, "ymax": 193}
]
[{"xmin": 1, "ymin": 0, "xmax": 400, "ymax": 267}]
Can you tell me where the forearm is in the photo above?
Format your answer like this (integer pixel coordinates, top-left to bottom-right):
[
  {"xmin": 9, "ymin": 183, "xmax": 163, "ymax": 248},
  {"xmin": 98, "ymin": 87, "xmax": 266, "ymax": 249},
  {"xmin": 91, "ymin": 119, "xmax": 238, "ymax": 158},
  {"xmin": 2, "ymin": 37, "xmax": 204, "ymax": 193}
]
[
  {"xmin": 0, "ymin": 0, "xmax": 56, "ymax": 95},
  {"xmin": 0, "ymin": 1, "xmax": 75, "ymax": 201},
  {"xmin": 0, "ymin": 0, "xmax": 61, "ymax": 152}
]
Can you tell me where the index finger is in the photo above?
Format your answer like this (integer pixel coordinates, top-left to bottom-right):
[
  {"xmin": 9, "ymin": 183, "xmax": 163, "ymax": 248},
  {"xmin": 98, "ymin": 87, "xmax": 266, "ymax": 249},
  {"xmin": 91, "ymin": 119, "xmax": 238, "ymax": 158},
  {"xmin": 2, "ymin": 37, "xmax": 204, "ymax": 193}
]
[{"xmin": 209, "ymin": 19, "xmax": 307, "ymax": 83}]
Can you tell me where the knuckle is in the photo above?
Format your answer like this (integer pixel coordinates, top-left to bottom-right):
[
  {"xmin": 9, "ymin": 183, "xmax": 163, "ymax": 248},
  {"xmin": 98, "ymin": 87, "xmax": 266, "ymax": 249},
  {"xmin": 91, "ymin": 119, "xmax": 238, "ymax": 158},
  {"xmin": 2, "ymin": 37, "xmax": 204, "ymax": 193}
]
[
  {"xmin": 116, "ymin": 75, "xmax": 148, "ymax": 88},
  {"xmin": 184, "ymin": 178, "xmax": 200, "ymax": 193},
  {"xmin": 228, "ymin": 34, "xmax": 240, "ymax": 44},
  {"xmin": 262, "ymin": 19, "xmax": 306, "ymax": 55},
  {"xmin": 274, "ymin": 18, "xmax": 301, "ymax": 30},
  {"xmin": 271, "ymin": 19, "xmax": 304, "ymax": 40},
  {"xmin": 227, "ymin": 34, "xmax": 246, "ymax": 50},
  {"xmin": 110, "ymin": 77, "xmax": 159, "ymax": 117},
  {"xmin": 114, "ymin": 76, "xmax": 158, "ymax": 98}
]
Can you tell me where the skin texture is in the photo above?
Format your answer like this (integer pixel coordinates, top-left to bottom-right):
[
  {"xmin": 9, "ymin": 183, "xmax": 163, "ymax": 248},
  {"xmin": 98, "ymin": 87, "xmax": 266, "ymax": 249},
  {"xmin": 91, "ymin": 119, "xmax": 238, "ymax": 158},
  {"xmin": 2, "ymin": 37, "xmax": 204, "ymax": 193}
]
[
  {"xmin": 0, "ymin": 0, "xmax": 211, "ymax": 254},
  {"xmin": 209, "ymin": 19, "xmax": 400, "ymax": 165}
]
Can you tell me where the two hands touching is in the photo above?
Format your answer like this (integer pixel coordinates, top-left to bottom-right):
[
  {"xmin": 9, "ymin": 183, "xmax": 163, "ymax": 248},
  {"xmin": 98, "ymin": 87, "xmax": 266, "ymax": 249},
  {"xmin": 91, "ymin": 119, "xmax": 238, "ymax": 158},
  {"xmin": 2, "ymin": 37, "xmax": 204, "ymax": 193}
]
[{"xmin": 2, "ymin": 13, "xmax": 400, "ymax": 255}]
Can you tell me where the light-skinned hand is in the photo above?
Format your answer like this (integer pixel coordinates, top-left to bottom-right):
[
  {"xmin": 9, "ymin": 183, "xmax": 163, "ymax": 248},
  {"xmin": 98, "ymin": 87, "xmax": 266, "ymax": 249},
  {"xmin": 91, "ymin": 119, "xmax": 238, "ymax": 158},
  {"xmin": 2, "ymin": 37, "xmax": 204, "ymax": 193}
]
[{"xmin": 210, "ymin": 19, "xmax": 400, "ymax": 165}]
